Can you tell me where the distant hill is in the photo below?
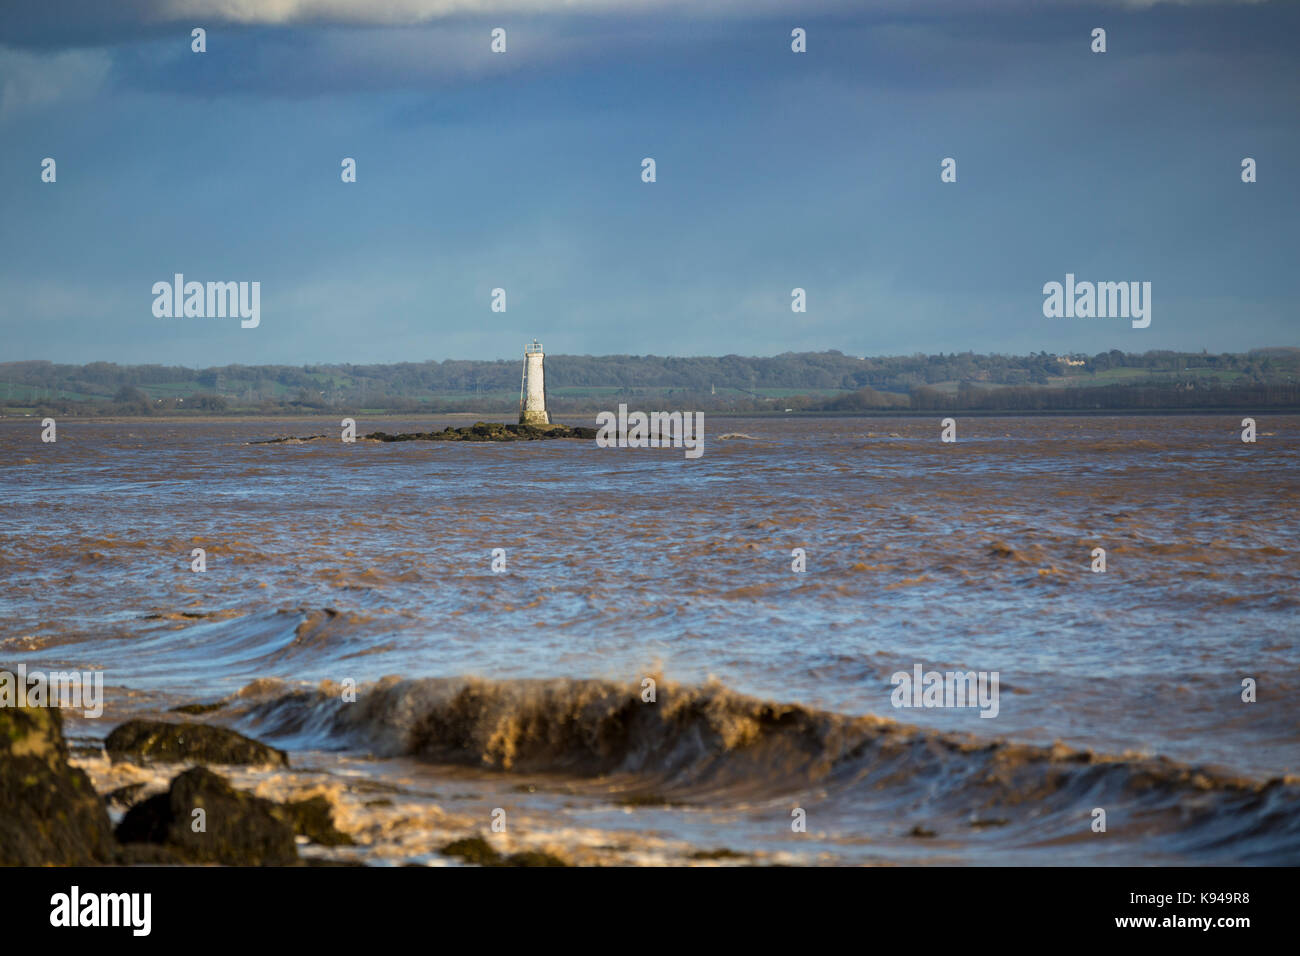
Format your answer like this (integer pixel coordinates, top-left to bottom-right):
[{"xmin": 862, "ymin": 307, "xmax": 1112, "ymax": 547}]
[{"xmin": 2, "ymin": 348, "xmax": 1298, "ymax": 416}]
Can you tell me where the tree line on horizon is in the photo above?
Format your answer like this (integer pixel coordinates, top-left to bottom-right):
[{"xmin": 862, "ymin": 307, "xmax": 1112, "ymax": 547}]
[{"xmin": 2, "ymin": 348, "xmax": 1297, "ymax": 416}]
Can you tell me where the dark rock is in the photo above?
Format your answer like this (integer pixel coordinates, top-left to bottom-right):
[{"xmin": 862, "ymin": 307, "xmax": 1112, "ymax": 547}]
[
  {"xmin": 116, "ymin": 842, "xmax": 187, "ymax": 865},
  {"xmin": 689, "ymin": 848, "xmax": 747, "ymax": 860},
  {"xmin": 248, "ymin": 435, "xmax": 327, "ymax": 444},
  {"xmin": 440, "ymin": 835, "xmax": 569, "ymax": 867},
  {"xmin": 104, "ymin": 719, "xmax": 287, "ymax": 767},
  {"xmin": 273, "ymin": 795, "xmax": 354, "ymax": 846},
  {"xmin": 0, "ymin": 706, "xmax": 116, "ymax": 865},
  {"xmin": 366, "ymin": 422, "xmax": 597, "ymax": 443},
  {"xmin": 104, "ymin": 781, "xmax": 147, "ymax": 809},
  {"xmin": 441, "ymin": 836, "xmax": 501, "ymax": 865},
  {"xmin": 115, "ymin": 766, "xmax": 298, "ymax": 865},
  {"xmin": 302, "ymin": 858, "xmax": 367, "ymax": 866},
  {"xmin": 253, "ymin": 423, "xmax": 598, "ymax": 445},
  {"xmin": 169, "ymin": 701, "xmax": 225, "ymax": 716},
  {"xmin": 503, "ymin": 849, "xmax": 570, "ymax": 867}
]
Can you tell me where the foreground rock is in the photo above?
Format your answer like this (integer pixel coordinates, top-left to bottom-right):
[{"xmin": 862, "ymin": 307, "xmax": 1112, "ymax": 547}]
[
  {"xmin": 275, "ymin": 795, "xmax": 354, "ymax": 846},
  {"xmin": 168, "ymin": 700, "xmax": 226, "ymax": 715},
  {"xmin": 441, "ymin": 835, "xmax": 569, "ymax": 867},
  {"xmin": 3, "ymin": 711, "xmax": 344, "ymax": 865},
  {"xmin": 252, "ymin": 421, "xmax": 597, "ymax": 444},
  {"xmin": 105, "ymin": 719, "xmax": 288, "ymax": 767},
  {"xmin": 116, "ymin": 766, "xmax": 299, "ymax": 865},
  {"xmin": 0, "ymin": 706, "xmax": 116, "ymax": 865}
]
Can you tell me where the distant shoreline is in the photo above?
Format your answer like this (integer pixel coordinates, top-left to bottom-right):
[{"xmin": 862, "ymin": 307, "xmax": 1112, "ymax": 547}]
[
  {"xmin": 5, "ymin": 348, "xmax": 1298, "ymax": 421},
  {"xmin": 2, "ymin": 407, "xmax": 1297, "ymax": 425}
]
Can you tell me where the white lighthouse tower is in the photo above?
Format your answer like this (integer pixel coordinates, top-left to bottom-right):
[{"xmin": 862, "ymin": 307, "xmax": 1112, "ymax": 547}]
[{"xmin": 519, "ymin": 339, "xmax": 549, "ymax": 426}]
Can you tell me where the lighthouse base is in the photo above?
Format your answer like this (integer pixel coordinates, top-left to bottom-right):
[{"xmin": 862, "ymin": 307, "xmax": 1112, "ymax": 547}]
[{"xmin": 519, "ymin": 409, "xmax": 550, "ymax": 426}]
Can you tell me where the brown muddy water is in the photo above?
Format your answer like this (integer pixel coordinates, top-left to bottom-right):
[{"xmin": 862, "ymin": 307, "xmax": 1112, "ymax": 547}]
[{"xmin": 1, "ymin": 414, "xmax": 1297, "ymax": 864}]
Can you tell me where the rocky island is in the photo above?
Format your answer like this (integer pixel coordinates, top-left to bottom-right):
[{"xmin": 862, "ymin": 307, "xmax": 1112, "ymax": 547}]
[{"xmin": 252, "ymin": 421, "xmax": 598, "ymax": 445}]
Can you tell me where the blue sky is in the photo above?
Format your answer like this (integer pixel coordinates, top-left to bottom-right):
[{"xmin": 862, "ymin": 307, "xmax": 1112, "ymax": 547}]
[{"xmin": 1, "ymin": 0, "xmax": 1296, "ymax": 365}]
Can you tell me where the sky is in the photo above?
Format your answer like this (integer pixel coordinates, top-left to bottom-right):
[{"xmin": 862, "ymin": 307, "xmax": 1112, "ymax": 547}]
[{"xmin": 1, "ymin": 0, "xmax": 1296, "ymax": 366}]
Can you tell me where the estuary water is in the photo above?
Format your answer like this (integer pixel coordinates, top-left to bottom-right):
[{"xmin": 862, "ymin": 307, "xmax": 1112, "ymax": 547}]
[{"xmin": 2, "ymin": 414, "xmax": 1297, "ymax": 864}]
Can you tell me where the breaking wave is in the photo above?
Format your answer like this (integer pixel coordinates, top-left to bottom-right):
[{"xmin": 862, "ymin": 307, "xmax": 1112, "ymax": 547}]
[{"xmin": 228, "ymin": 675, "xmax": 1300, "ymax": 864}]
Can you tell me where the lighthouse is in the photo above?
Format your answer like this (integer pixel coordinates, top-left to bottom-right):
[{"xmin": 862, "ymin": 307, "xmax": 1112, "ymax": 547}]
[{"xmin": 519, "ymin": 339, "xmax": 550, "ymax": 426}]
